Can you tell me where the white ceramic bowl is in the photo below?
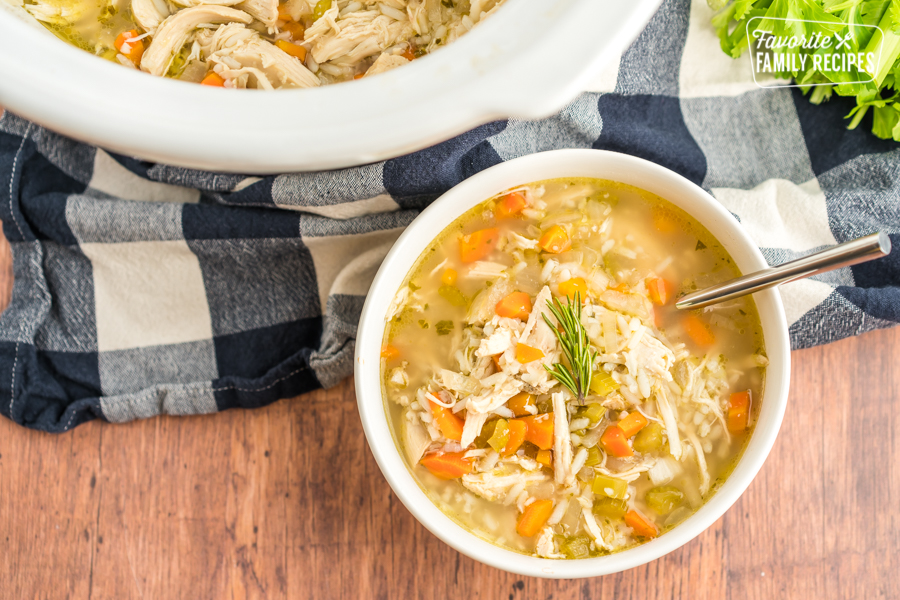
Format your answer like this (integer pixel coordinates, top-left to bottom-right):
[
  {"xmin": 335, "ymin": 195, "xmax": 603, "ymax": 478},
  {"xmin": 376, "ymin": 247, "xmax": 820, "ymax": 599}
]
[
  {"xmin": 355, "ymin": 149, "xmax": 791, "ymax": 578},
  {"xmin": 0, "ymin": 0, "xmax": 660, "ymax": 173}
]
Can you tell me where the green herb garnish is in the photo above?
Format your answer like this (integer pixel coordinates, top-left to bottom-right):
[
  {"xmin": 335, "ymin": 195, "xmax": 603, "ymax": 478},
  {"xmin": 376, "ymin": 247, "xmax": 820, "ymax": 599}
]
[
  {"xmin": 542, "ymin": 292, "xmax": 595, "ymax": 404},
  {"xmin": 435, "ymin": 320, "xmax": 454, "ymax": 336}
]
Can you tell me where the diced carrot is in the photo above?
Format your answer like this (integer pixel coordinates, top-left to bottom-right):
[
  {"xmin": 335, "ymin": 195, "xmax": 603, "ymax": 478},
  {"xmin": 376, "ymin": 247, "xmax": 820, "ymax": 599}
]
[
  {"xmin": 517, "ymin": 413, "xmax": 554, "ymax": 450},
  {"xmin": 459, "ymin": 227, "xmax": 500, "ymax": 263},
  {"xmin": 611, "ymin": 282, "xmax": 629, "ymax": 292},
  {"xmin": 429, "ymin": 400, "xmax": 465, "ymax": 442},
  {"xmin": 515, "ymin": 342, "xmax": 544, "ymax": 364},
  {"xmin": 727, "ymin": 390, "xmax": 751, "ymax": 433},
  {"xmin": 652, "ymin": 207, "xmax": 678, "ymax": 234},
  {"xmin": 624, "ymin": 510, "xmax": 658, "ymax": 539},
  {"xmin": 617, "ymin": 412, "xmax": 648, "ymax": 437},
  {"xmin": 277, "ymin": 3, "xmax": 292, "ymax": 20},
  {"xmin": 495, "ymin": 192, "xmax": 527, "ymax": 219},
  {"xmin": 401, "ymin": 47, "xmax": 416, "ymax": 61},
  {"xmin": 380, "ymin": 344, "xmax": 399, "ymax": 360},
  {"xmin": 114, "ymin": 30, "xmax": 145, "ymax": 64},
  {"xmin": 535, "ymin": 449, "xmax": 553, "ymax": 468},
  {"xmin": 201, "ymin": 72, "xmax": 226, "ymax": 87},
  {"xmin": 506, "ymin": 392, "xmax": 535, "ymax": 417},
  {"xmin": 653, "ymin": 308, "xmax": 663, "ymax": 329},
  {"xmin": 539, "ymin": 225, "xmax": 571, "ymax": 254},
  {"xmin": 496, "ymin": 291, "xmax": 532, "ymax": 320},
  {"xmin": 646, "ymin": 277, "xmax": 672, "ymax": 306},
  {"xmin": 491, "ymin": 354, "xmax": 502, "ymax": 371},
  {"xmin": 558, "ymin": 277, "xmax": 586, "ymax": 299},
  {"xmin": 516, "ymin": 499, "xmax": 554, "ymax": 537},
  {"xmin": 283, "ymin": 20, "xmax": 305, "ymax": 40},
  {"xmin": 275, "ymin": 39, "xmax": 307, "ymax": 61},
  {"xmin": 441, "ymin": 268, "xmax": 457, "ymax": 286},
  {"xmin": 420, "ymin": 451, "xmax": 473, "ymax": 480},
  {"xmin": 600, "ymin": 425, "xmax": 633, "ymax": 457},
  {"xmin": 354, "ymin": 73, "xmax": 365, "ymax": 80},
  {"xmin": 682, "ymin": 314, "xmax": 715, "ymax": 347},
  {"xmin": 502, "ymin": 419, "xmax": 527, "ymax": 456}
]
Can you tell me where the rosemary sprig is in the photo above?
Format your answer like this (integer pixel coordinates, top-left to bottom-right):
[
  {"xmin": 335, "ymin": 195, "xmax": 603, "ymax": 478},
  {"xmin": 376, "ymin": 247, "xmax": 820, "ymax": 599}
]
[{"xmin": 542, "ymin": 292, "xmax": 595, "ymax": 404}]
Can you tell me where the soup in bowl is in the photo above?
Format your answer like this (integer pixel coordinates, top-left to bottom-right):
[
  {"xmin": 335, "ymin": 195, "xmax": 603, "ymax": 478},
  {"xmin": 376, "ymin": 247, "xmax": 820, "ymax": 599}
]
[{"xmin": 355, "ymin": 149, "xmax": 790, "ymax": 577}]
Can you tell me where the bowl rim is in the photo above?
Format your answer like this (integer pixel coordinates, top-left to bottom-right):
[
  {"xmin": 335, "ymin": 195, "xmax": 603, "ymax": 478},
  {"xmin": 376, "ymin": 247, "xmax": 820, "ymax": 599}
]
[
  {"xmin": 0, "ymin": 0, "xmax": 660, "ymax": 173},
  {"xmin": 354, "ymin": 149, "xmax": 790, "ymax": 578}
]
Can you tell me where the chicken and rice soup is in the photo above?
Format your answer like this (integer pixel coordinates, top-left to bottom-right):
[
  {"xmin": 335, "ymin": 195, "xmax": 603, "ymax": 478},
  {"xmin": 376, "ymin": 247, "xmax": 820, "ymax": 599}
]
[
  {"xmin": 24, "ymin": 0, "xmax": 503, "ymax": 87},
  {"xmin": 381, "ymin": 178, "xmax": 767, "ymax": 558}
]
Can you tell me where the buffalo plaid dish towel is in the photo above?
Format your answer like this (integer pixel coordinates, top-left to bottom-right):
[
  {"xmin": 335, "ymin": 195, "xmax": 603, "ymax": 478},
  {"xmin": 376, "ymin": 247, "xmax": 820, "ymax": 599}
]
[{"xmin": 1, "ymin": 0, "xmax": 898, "ymax": 432}]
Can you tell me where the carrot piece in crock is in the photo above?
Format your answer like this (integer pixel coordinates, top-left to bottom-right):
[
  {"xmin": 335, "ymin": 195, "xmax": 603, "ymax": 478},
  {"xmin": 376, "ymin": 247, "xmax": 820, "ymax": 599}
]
[
  {"xmin": 624, "ymin": 509, "xmax": 658, "ymax": 539},
  {"xmin": 506, "ymin": 392, "xmax": 535, "ymax": 417},
  {"xmin": 558, "ymin": 277, "xmax": 586, "ymax": 299},
  {"xmin": 441, "ymin": 268, "xmax": 457, "ymax": 286},
  {"xmin": 496, "ymin": 292, "xmax": 532, "ymax": 320},
  {"xmin": 275, "ymin": 39, "xmax": 307, "ymax": 61},
  {"xmin": 646, "ymin": 277, "xmax": 672, "ymax": 306},
  {"xmin": 283, "ymin": 20, "xmax": 306, "ymax": 39},
  {"xmin": 515, "ymin": 342, "xmax": 544, "ymax": 364},
  {"xmin": 682, "ymin": 314, "xmax": 715, "ymax": 347},
  {"xmin": 652, "ymin": 207, "xmax": 678, "ymax": 234},
  {"xmin": 535, "ymin": 449, "xmax": 553, "ymax": 468},
  {"xmin": 114, "ymin": 29, "xmax": 145, "ymax": 64},
  {"xmin": 516, "ymin": 499, "xmax": 554, "ymax": 537},
  {"xmin": 495, "ymin": 192, "xmax": 527, "ymax": 219},
  {"xmin": 502, "ymin": 419, "xmax": 527, "ymax": 456},
  {"xmin": 420, "ymin": 452, "xmax": 473, "ymax": 480},
  {"xmin": 430, "ymin": 400, "xmax": 464, "ymax": 442},
  {"xmin": 459, "ymin": 227, "xmax": 500, "ymax": 263},
  {"xmin": 727, "ymin": 390, "xmax": 751, "ymax": 433},
  {"xmin": 617, "ymin": 412, "xmax": 648, "ymax": 438},
  {"xmin": 600, "ymin": 425, "xmax": 633, "ymax": 457},
  {"xmin": 517, "ymin": 413, "xmax": 554, "ymax": 450},
  {"xmin": 201, "ymin": 72, "xmax": 226, "ymax": 87},
  {"xmin": 380, "ymin": 344, "xmax": 399, "ymax": 360},
  {"xmin": 539, "ymin": 225, "xmax": 571, "ymax": 254}
]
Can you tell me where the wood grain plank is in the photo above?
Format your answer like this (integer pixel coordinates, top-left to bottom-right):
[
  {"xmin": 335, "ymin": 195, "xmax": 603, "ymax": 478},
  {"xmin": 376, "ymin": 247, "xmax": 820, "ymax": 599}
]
[{"xmin": 0, "ymin": 326, "xmax": 898, "ymax": 599}]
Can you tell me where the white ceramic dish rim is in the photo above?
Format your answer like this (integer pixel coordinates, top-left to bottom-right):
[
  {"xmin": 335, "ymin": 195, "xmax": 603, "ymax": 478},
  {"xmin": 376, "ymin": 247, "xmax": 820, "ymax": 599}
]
[
  {"xmin": 355, "ymin": 149, "xmax": 790, "ymax": 578},
  {"xmin": 0, "ymin": 0, "xmax": 660, "ymax": 173}
]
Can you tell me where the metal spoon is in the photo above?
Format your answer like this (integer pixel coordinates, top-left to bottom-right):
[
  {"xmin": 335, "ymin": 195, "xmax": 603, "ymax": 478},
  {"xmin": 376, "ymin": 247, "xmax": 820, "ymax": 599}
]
[{"xmin": 675, "ymin": 232, "xmax": 892, "ymax": 310}]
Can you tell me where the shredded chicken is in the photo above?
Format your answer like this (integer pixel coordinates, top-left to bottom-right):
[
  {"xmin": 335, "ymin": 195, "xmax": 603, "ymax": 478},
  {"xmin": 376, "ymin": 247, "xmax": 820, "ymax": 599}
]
[
  {"xmin": 131, "ymin": 0, "xmax": 170, "ymax": 32},
  {"xmin": 461, "ymin": 470, "xmax": 546, "ymax": 503},
  {"xmin": 199, "ymin": 23, "xmax": 320, "ymax": 88},
  {"xmin": 364, "ymin": 52, "xmax": 409, "ymax": 76},
  {"xmin": 141, "ymin": 6, "xmax": 253, "ymax": 76}
]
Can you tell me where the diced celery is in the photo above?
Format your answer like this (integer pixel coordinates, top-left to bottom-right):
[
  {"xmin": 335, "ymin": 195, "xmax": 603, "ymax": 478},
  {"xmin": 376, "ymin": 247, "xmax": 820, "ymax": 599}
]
[
  {"xmin": 590, "ymin": 371, "xmax": 620, "ymax": 396},
  {"xmin": 633, "ymin": 422, "xmax": 663, "ymax": 453},
  {"xmin": 561, "ymin": 535, "xmax": 592, "ymax": 559},
  {"xmin": 584, "ymin": 446, "xmax": 602, "ymax": 467},
  {"xmin": 592, "ymin": 497, "xmax": 627, "ymax": 520},
  {"xmin": 474, "ymin": 419, "xmax": 500, "ymax": 449},
  {"xmin": 487, "ymin": 419, "xmax": 510, "ymax": 453},
  {"xmin": 313, "ymin": 0, "xmax": 332, "ymax": 20},
  {"xmin": 576, "ymin": 402, "xmax": 606, "ymax": 424},
  {"xmin": 645, "ymin": 485, "xmax": 684, "ymax": 515},
  {"xmin": 438, "ymin": 285, "xmax": 468, "ymax": 307},
  {"xmin": 591, "ymin": 474, "xmax": 627, "ymax": 499}
]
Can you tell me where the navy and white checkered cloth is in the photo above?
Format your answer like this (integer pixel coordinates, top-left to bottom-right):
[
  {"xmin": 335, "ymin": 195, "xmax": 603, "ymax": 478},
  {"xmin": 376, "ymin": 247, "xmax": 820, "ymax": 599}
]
[{"xmin": 1, "ymin": 0, "xmax": 897, "ymax": 432}]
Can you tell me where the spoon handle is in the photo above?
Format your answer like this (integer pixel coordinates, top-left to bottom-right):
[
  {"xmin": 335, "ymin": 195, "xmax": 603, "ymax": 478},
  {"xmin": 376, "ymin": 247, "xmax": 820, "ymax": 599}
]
[{"xmin": 675, "ymin": 232, "xmax": 892, "ymax": 310}]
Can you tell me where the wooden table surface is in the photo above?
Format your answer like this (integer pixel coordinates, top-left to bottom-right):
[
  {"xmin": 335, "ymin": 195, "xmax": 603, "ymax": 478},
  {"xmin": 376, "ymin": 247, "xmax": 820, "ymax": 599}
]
[{"xmin": 1, "ymin": 325, "xmax": 897, "ymax": 600}]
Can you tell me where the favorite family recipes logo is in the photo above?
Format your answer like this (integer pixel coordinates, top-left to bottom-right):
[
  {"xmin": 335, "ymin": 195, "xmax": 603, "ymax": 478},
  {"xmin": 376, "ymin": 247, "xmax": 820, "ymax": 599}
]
[{"xmin": 746, "ymin": 17, "xmax": 884, "ymax": 88}]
